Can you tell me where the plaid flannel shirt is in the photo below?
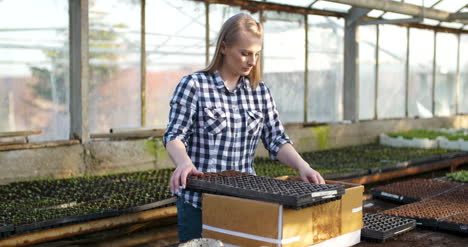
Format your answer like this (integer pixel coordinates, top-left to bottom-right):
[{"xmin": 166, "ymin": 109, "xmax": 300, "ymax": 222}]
[{"xmin": 163, "ymin": 71, "xmax": 292, "ymax": 208}]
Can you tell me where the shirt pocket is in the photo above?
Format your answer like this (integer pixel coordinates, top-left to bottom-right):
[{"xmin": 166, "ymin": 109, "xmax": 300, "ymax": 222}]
[
  {"xmin": 246, "ymin": 109, "xmax": 264, "ymax": 136},
  {"xmin": 203, "ymin": 107, "xmax": 227, "ymax": 135}
]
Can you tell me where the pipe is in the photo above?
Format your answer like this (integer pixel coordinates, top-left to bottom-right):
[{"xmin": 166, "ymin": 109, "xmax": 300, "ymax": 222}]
[{"xmin": 0, "ymin": 206, "xmax": 177, "ymax": 247}]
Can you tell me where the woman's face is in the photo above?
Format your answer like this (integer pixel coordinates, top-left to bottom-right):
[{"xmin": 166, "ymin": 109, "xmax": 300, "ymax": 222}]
[{"xmin": 221, "ymin": 31, "xmax": 262, "ymax": 77}]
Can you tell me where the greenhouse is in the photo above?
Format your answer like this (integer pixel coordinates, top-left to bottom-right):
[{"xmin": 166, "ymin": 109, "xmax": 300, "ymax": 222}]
[{"xmin": 0, "ymin": 0, "xmax": 467, "ymax": 246}]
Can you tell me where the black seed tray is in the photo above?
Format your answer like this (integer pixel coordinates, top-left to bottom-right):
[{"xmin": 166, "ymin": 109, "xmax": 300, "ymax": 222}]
[
  {"xmin": 187, "ymin": 174, "xmax": 345, "ymax": 209},
  {"xmin": 437, "ymin": 221, "xmax": 468, "ymax": 234},
  {"xmin": 11, "ymin": 197, "xmax": 177, "ymax": 236},
  {"xmin": 0, "ymin": 224, "xmax": 14, "ymax": 240},
  {"xmin": 13, "ymin": 210, "xmax": 121, "ymax": 235},
  {"xmin": 120, "ymin": 197, "xmax": 177, "ymax": 214},
  {"xmin": 362, "ymin": 213, "xmax": 416, "ymax": 242},
  {"xmin": 408, "ymin": 217, "xmax": 439, "ymax": 229},
  {"xmin": 370, "ymin": 190, "xmax": 420, "ymax": 204}
]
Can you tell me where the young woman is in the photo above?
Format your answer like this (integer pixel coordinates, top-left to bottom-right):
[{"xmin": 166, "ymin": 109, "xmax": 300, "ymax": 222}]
[{"xmin": 163, "ymin": 13, "xmax": 324, "ymax": 243}]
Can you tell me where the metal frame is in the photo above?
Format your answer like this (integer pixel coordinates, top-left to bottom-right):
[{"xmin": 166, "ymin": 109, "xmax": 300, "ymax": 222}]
[
  {"xmin": 456, "ymin": 33, "xmax": 461, "ymax": 114},
  {"xmin": 304, "ymin": 14, "xmax": 309, "ymax": 122},
  {"xmin": 405, "ymin": 27, "xmax": 410, "ymax": 118},
  {"xmin": 326, "ymin": 0, "xmax": 468, "ymax": 25},
  {"xmin": 69, "ymin": 0, "xmax": 89, "ymax": 143},
  {"xmin": 432, "ymin": 30, "xmax": 437, "ymax": 116},
  {"xmin": 343, "ymin": 8, "xmax": 370, "ymax": 122},
  {"xmin": 205, "ymin": 2, "xmax": 210, "ymax": 66},
  {"xmin": 141, "ymin": 0, "xmax": 146, "ymax": 127},
  {"xmin": 374, "ymin": 24, "xmax": 380, "ymax": 120},
  {"xmin": 4, "ymin": 0, "xmax": 468, "ymax": 143}
]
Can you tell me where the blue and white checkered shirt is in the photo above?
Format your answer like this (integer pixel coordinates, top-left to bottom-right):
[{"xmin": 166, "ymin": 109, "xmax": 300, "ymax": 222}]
[{"xmin": 163, "ymin": 71, "xmax": 292, "ymax": 208}]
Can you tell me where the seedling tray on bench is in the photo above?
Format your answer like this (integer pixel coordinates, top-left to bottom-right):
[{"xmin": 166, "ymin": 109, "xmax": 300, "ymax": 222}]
[
  {"xmin": 371, "ymin": 179, "xmax": 462, "ymax": 204},
  {"xmin": 362, "ymin": 213, "xmax": 416, "ymax": 242},
  {"xmin": 437, "ymin": 212, "xmax": 468, "ymax": 234},
  {"xmin": 186, "ymin": 171, "xmax": 345, "ymax": 209},
  {"xmin": 0, "ymin": 224, "xmax": 14, "ymax": 239},
  {"xmin": 10, "ymin": 196, "xmax": 177, "ymax": 236}
]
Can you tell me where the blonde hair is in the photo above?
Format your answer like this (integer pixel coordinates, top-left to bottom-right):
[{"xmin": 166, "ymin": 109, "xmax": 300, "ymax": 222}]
[{"xmin": 202, "ymin": 13, "xmax": 263, "ymax": 88}]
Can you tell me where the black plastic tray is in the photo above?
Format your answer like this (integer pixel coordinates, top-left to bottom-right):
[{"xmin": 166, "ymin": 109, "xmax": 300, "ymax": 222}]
[
  {"xmin": 370, "ymin": 180, "xmax": 463, "ymax": 204},
  {"xmin": 0, "ymin": 224, "xmax": 14, "ymax": 240},
  {"xmin": 362, "ymin": 213, "xmax": 416, "ymax": 242},
  {"xmin": 370, "ymin": 190, "xmax": 420, "ymax": 204},
  {"xmin": 187, "ymin": 173, "xmax": 345, "ymax": 209},
  {"xmin": 13, "ymin": 210, "xmax": 121, "ymax": 235},
  {"xmin": 12, "ymin": 197, "xmax": 177, "ymax": 236},
  {"xmin": 437, "ymin": 220, "xmax": 468, "ymax": 234}
]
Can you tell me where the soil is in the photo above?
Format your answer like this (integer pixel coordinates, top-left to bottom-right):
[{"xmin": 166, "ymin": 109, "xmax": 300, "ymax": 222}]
[
  {"xmin": 443, "ymin": 212, "xmax": 468, "ymax": 224},
  {"xmin": 372, "ymin": 178, "xmax": 461, "ymax": 200},
  {"xmin": 356, "ymin": 228, "xmax": 468, "ymax": 247},
  {"xmin": 382, "ymin": 199, "xmax": 466, "ymax": 220}
]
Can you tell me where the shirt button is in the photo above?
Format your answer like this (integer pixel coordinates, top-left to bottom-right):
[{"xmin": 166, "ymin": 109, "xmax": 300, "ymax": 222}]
[{"xmin": 232, "ymin": 106, "xmax": 238, "ymax": 111}]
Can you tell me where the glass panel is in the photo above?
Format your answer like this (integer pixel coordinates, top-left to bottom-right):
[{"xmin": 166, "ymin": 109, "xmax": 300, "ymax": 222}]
[
  {"xmin": 263, "ymin": 11, "xmax": 305, "ymax": 123},
  {"xmin": 312, "ymin": 1, "xmax": 352, "ymax": 12},
  {"xmin": 439, "ymin": 22, "xmax": 464, "ymax": 29},
  {"xmin": 0, "ymin": 0, "xmax": 69, "ymax": 141},
  {"xmin": 422, "ymin": 19, "xmax": 441, "ymax": 26},
  {"xmin": 307, "ymin": 15, "xmax": 344, "ymax": 122},
  {"xmin": 89, "ymin": 0, "xmax": 141, "ymax": 133},
  {"xmin": 460, "ymin": 34, "xmax": 468, "ymax": 114},
  {"xmin": 145, "ymin": 0, "xmax": 205, "ymax": 128},
  {"xmin": 404, "ymin": 0, "xmax": 440, "ymax": 7},
  {"xmin": 358, "ymin": 25, "xmax": 377, "ymax": 120},
  {"xmin": 435, "ymin": 32, "xmax": 458, "ymax": 116},
  {"xmin": 408, "ymin": 28, "xmax": 434, "ymax": 118},
  {"xmin": 381, "ymin": 12, "xmax": 413, "ymax": 19},
  {"xmin": 367, "ymin": 10, "xmax": 385, "ymax": 18},
  {"xmin": 433, "ymin": 0, "xmax": 467, "ymax": 12},
  {"xmin": 378, "ymin": 24, "xmax": 407, "ymax": 119}
]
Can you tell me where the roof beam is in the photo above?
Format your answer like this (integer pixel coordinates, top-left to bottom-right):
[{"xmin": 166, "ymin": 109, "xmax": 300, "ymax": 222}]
[
  {"xmin": 193, "ymin": 0, "xmax": 345, "ymax": 18},
  {"xmin": 325, "ymin": 0, "xmax": 468, "ymax": 25},
  {"xmin": 449, "ymin": 12, "xmax": 468, "ymax": 21}
]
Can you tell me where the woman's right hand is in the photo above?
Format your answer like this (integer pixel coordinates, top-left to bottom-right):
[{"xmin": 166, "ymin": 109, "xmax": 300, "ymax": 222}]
[{"xmin": 170, "ymin": 161, "xmax": 203, "ymax": 194}]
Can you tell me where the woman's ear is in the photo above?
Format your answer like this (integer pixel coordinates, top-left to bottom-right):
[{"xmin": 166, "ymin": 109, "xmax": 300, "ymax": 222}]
[{"xmin": 220, "ymin": 41, "xmax": 226, "ymax": 55}]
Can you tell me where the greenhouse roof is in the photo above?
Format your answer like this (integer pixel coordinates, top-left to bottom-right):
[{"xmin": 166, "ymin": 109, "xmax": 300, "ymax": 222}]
[{"xmin": 252, "ymin": 0, "xmax": 468, "ymax": 30}]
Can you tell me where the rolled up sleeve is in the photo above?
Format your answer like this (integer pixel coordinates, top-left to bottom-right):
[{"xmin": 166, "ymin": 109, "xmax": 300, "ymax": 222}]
[
  {"xmin": 260, "ymin": 84, "xmax": 292, "ymax": 160},
  {"xmin": 163, "ymin": 75, "xmax": 198, "ymax": 147}
]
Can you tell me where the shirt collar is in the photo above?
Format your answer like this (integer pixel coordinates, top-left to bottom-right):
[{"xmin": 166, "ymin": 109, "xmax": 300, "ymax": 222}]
[{"xmin": 213, "ymin": 70, "xmax": 250, "ymax": 91}]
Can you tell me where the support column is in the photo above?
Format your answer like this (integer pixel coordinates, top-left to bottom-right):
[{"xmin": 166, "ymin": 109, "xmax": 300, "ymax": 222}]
[
  {"xmin": 205, "ymin": 2, "xmax": 210, "ymax": 66},
  {"xmin": 141, "ymin": 0, "xmax": 146, "ymax": 127},
  {"xmin": 304, "ymin": 14, "xmax": 309, "ymax": 123},
  {"xmin": 455, "ymin": 33, "xmax": 461, "ymax": 114},
  {"xmin": 343, "ymin": 7, "xmax": 370, "ymax": 122},
  {"xmin": 69, "ymin": 0, "xmax": 89, "ymax": 143}
]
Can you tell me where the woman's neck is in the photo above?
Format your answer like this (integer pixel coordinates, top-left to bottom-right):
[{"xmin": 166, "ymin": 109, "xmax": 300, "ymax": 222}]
[{"xmin": 218, "ymin": 67, "xmax": 240, "ymax": 91}]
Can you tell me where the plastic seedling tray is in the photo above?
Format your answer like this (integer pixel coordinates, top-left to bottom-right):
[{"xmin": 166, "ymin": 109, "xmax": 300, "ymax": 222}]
[
  {"xmin": 438, "ymin": 221, "xmax": 468, "ymax": 234},
  {"xmin": 12, "ymin": 195, "xmax": 177, "ymax": 236},
  {"xmin": 370, "ymin": 190, "xmax": 420, "ymax": 204},
  {"xmin": 186, "ymin": 171, "xmax": 345, "ymax": 209},
  {"xmin": 437, "ymin": 212, "xmax": 468, "ymax": 234},
  {"xmin": 362, "ymin": 213, "xmax": 416, "ymax": 242},
  {"xmin": 121, "ymin": 196, "xmax": 177, "ymax": 214},
  {"xmin": 0, "ymin": 223, "xmax": 14, "ymax": 240},
  {"xmin": 370, "ymin": 179, "xmax": 462, "ymax": 204}
]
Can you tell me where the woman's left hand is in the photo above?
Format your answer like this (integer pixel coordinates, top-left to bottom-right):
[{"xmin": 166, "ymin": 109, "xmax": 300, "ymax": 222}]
[{"xmin": 298, "ymin": 166, "xmax": 325, "ymax": 184}]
